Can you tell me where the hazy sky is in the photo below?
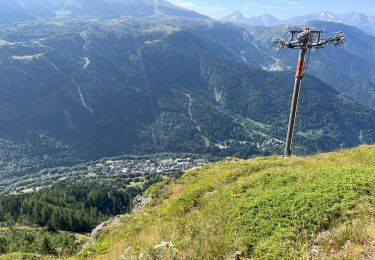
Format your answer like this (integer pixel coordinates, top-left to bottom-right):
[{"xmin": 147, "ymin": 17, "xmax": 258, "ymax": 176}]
[{"xmin": 170, "ymin": 0, "xmax": 375, "ymax": 19}]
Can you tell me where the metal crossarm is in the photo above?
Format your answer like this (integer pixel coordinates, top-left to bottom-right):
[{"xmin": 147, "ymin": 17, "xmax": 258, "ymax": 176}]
[{"xmin": 274, "ymin": 27, "xmax": 345, "ymax": 157}]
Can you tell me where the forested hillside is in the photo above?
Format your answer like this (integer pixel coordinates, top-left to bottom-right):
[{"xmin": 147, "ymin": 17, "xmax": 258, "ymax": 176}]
[
  {"xmin": 0, "ymin": 182, "xmax": 137, "ymax": 256},
  {"xmin": 0, "ymin": 183, "xmax": 133, "ymax": 232},
  {"xmin": 0, "ymin": 154, "xmax": 195, "ymax": 256}
]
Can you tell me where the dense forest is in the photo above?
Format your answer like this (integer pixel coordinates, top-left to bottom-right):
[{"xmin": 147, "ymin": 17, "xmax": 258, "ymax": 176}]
[
  {"xmin": 0, "ymin": 182, "xmax": 136, "ymax": 232},
  {"xmin": 0, "ymin": 229, "xmax": 79, "ymax": 256},
  {"xmin": 0, "ymin": 181, "xmax": 138, "ymax": 256},
  {"xmin": 0, "ymin": 173, "xmax": 175, "ymax": 256}
]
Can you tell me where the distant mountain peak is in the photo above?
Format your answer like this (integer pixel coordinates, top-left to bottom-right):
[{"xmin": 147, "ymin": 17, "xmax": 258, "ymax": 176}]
[
  {"xmin": 255, "ymin": 14, "xmax": 280, "ymax": 25},
  {"xmin": 231, "ymin": 10, "xmax": 244, "ymax": 16},
  {"xmin": 222, "ymin": 10, "xmax": 247, "ymax": 23},
  {"xmin": 221, "ymin": 12, "xmax": 279, "ymax": 26},
  {"xmin": 318, "ymin": 11, "xmax": 334, "ymax": 16},
  {"xmin": 284, "ymin": 11, "xmax": 375, "ymax": 35},
  {"xmin": 260, "ymin": 14, "xmax": 277, "ymax": 18},
  {"xmin": 220, "ymin": 10, "xmax": 375, "ymax": 36}
]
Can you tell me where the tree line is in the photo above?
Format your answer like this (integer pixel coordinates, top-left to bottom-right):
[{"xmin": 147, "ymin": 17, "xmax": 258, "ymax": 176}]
[{"xmin": 0, "ymin": 182, "xmax": 136, "ymax": 232}]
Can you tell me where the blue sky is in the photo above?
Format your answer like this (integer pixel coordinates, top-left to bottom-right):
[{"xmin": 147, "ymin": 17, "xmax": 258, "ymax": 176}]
[{"xmin": 170, "ymin": 0, "xmax": 375, "ymax": 19}]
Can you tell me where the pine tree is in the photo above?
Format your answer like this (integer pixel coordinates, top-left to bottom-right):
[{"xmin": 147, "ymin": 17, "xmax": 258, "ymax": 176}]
[
  {"xmin": 39, "ymin": 236, "xmax": 55, "ymax": 255},
  {"xmin": 46, "ymin": 221, "xmax": 57, "ymax": 233}
]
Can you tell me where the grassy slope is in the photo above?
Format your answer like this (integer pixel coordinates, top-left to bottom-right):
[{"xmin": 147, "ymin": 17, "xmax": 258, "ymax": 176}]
[{"xmin": 81, "ymin": 145, "xmax": 375, "ymax": 259}]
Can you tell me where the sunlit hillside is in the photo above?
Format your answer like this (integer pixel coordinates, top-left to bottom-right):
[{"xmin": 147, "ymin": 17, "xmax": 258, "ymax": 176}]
[{"xmin": 80, "ymin": 145, "xmax": 375, "ymax": 259}]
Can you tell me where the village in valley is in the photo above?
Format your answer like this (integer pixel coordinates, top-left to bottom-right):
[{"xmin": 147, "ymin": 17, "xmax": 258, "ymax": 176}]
[{"xmin": 104, "ymin": 157, "xmax": 209, "ymax": 176}]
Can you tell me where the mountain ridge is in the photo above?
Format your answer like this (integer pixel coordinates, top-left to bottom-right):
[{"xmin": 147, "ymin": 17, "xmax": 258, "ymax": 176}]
[
  {"xmin": 2, "ymin": 17, "xmax": 375, "ymax": 194},
  {"xmin": 221, "ymin": 10, "xmax": 375, "ymax": 36},
  {"xmin": 221, "ymin": 11, "xmax": 280, "ymax": 26},
  {"xmin": 0, "ymin": 0, "xmax": 208, "ymax": 23}
]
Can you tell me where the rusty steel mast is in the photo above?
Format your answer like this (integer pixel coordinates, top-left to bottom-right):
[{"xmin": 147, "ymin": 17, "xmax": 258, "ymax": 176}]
[{"xmin": 274, "ymin": 27, "xmax": 345, "ymax": 157}]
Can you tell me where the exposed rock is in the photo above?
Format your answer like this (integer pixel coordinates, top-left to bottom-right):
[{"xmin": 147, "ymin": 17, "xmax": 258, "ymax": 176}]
[
  {"xmin": 154, "ymin": 241, "xmax": 175, "ymax": 249},
  {"xmin": 82, "ymin": 216, "xmax": 120, "ymax": 249},
  {"xmin": 231, "ymin": 251, "xmax": 249, "ymax": 260},
  {"xmin": 362, "ymin": 251, "xmax": 375, "ymax": 260},
  {"xmin": 310, "ymin": 245, "xmax": 321, "ymax": 256},
  {"xmin": 132, "ymin": 195, "xmax": 152, "ymax": 213},
  {"xmin": 309, "ymin": 228, "xmax": 336, "ymax": 256}
]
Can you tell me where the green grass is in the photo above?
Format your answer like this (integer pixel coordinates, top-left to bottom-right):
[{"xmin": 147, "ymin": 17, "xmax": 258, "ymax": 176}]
[
  {"xmin": 0, "ymin": 253, "xmax": 42, "ymax": 260},
  {"xmin": 80, "ymin": 145, "xmax": 375, "ymax": 259}
]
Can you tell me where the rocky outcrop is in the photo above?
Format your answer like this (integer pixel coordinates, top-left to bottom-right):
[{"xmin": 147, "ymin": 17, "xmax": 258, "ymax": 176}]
[
  {"xmin": 82, "ymin": 194, "xmax": 152, "ymax": 251},
  {"xmin": 132, "ymin": 195, "xmax": 152, "ymax": 213},
  {"xmin": 82, "ymin": 216, "xmax": 120, "ymax": 249}
]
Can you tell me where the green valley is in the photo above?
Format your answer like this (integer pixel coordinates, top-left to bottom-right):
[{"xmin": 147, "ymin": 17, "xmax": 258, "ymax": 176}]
[{"xmin": 1, "ymin": 16, "xmax": 375, "ymax": 194}]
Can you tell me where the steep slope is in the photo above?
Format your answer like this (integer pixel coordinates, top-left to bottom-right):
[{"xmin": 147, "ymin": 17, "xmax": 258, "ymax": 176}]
[
  {"xmin": 201, "ymin": 58, "xmax": 375, "ymax": 152},
  {"xmin": 0, "ymin": 17, "xmax": 273, "ymax": 159},
  {"xmin": 0, "ymin": 17, "xmax": 278, "ymax": 193},
  {"xmin": 1, "ymin": 17, "xmax": 375, "ymax": 185},
  {"xmin": 82, "ymin": 145, "xmax": 375, "ymax": 259}
]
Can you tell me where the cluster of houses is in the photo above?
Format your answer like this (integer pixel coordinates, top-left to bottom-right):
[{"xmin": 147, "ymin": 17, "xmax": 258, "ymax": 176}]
[
  {"xmin": 256, "ymin": 138, "xmax": 284, "ymax": 150},
  {"xmin": 104, "ymin": 157, "xmax": 209, "ymax": 176}
]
